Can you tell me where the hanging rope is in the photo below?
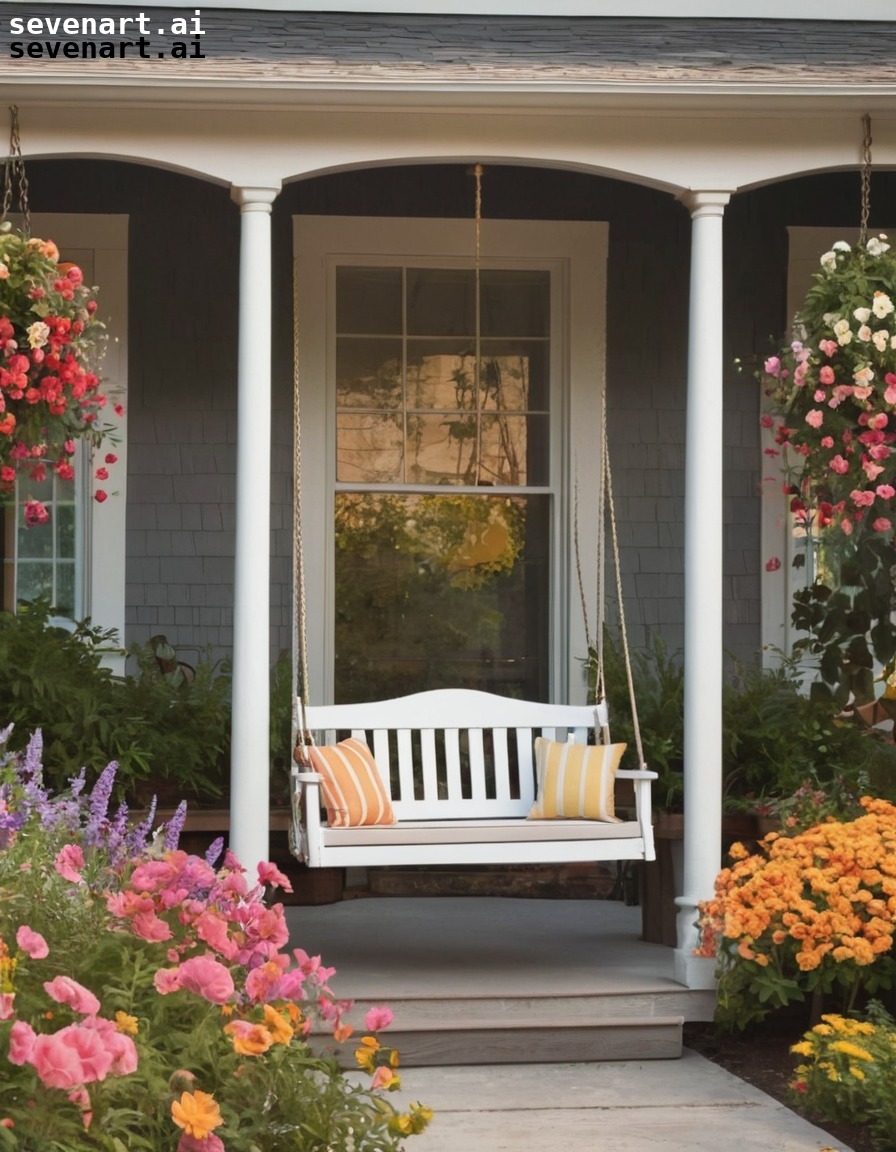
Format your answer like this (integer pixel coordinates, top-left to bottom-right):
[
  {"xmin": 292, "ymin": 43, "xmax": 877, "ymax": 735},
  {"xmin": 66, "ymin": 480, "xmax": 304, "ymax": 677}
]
[
  {"xmin": 859, "ymin": 113, "xmax": 872, "ymax": 248},
  {"xmin": 472, "ymin": 163, "xmax": 484, "ymax": 485},
  {"xmin": 2, "ymin": 106, "xmax": 31, "ymax": 234},
  {"xmin": 291, "ymin": 245, "xmax": 312, "ymax": 767}
]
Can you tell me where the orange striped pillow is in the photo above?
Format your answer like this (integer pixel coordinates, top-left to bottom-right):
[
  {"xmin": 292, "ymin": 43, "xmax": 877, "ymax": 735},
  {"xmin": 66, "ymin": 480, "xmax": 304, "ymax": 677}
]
[
  {"xmin": 527, "ymin": 738, "xmax": 625, "ymax": 823},
  {"xmin": 308, "ymin": 738, "xmax": 396, "ymax": 828}
]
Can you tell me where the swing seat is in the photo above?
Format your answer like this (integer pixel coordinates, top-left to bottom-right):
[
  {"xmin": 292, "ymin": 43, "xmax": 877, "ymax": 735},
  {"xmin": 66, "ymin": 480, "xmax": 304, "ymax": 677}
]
[{"xmin": 293, "ymin": 689, "xmax": 656, "ymax": 870}]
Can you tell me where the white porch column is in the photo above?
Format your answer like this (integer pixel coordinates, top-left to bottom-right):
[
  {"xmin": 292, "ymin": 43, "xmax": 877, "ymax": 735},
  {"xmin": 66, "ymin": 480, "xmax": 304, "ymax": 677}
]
[
  {"xmin": 229, "ymin": 184, "xmax": 280, "ymax": 873},
  {"xmin": 674, "ymin": 190, "xmax": 731, "ymax": 989}
]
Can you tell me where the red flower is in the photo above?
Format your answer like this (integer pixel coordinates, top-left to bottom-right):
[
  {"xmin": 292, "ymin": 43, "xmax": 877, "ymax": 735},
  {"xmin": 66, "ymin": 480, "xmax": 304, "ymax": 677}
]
[
  {"xmin": 94, "ymin": 489, "xmax": 108, "ymax": 504},
  {"xmin": 95, "ymin": 467, "xmax": 108, "ymax": 481}
]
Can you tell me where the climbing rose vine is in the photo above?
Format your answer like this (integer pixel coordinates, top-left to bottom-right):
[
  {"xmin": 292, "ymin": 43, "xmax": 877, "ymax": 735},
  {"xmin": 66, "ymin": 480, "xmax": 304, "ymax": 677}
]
[{"xmin": 0, "ymin": 222, "xmax": 118, "ymax": 523}]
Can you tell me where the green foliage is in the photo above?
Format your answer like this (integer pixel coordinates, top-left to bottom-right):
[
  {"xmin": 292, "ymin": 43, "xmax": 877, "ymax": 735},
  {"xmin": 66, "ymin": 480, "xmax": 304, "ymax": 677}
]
[
  {"xmin": 586, "ymin": 633, "xmax": 896, "ymax": 813},
  {"xmin": 791, "ymin": 533, "xmax": 896, "ymax": 707},
  {"xmin": 589, "ymin": 633, "xmax": 685, "ymax": 810},
  {"xmin": 0, "ymin": 601, "xmax": 230, "ymax": 801}
]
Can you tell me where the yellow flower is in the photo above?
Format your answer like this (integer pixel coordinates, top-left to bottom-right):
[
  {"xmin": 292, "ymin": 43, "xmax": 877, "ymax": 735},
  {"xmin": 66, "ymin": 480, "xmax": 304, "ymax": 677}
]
[
  {"xmin": 830, "ymin": 1040, "xmax": 874, "ymax": 1062},
  {"xmin": 848, "ymin": 1065, "xmax": 867, "ymax": 1080},
  {"xmin": 171, "ymin": 1091, "xmax": 223, "ymax": 1139},
  {"xmin": 355, "ymin": 1035, "xmax": 380, "ymax": 1072},
  {"xmin": 114, "ymin": 1011, "xmax": 139, "ymax": 1036},
  {"xmin": 790, "ymin": 1041, "xmax": 814, "ymax": 1057}
]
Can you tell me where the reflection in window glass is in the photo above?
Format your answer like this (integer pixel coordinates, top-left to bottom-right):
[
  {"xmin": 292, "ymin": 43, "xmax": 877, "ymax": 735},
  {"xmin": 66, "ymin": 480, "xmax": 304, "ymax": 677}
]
[
  {"xmin": 14, "ymin": 470, "xmax": 79, "ymax": 617},
  {"xmin": 334, "ymin": 493, "xmax": 549, "ymax": 703},
  {"xmin": 334, "ymin": 265, "xmax": 553, "ymax": 704}
]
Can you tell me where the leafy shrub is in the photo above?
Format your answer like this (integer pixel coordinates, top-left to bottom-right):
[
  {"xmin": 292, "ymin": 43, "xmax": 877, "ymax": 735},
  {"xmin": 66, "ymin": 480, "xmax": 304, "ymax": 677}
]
[{"xmin": 0, "ymin": 602, "xmax": 230, "ymax": 801}]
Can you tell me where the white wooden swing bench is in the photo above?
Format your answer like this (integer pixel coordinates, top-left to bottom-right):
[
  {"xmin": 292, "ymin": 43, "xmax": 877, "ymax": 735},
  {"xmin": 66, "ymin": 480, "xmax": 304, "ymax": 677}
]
[{"xmin": 293, "ymin": 688, "xmax": 656, "ymax": 870}]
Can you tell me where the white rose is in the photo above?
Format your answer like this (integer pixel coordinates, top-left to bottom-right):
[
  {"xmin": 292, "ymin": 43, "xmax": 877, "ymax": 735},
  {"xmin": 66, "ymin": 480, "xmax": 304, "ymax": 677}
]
[
  {"xmin": 858, "ymin": 325, "xmax": 873, "ymax": 342},
  {"xmin": 873, "ymin": 330, "xmax": 890, "ymax": 352},
  {"xmin": 854, "ymin": 364, "xmax": 875, "ymax": 385},
  {"xmin": 854, "ymin": 307, "xmax": 872, "ymax": 323},
  {"xmin": 26, "ymin": 321, "xmax": 50, "ymax": 350},
  {"xmin": 867, "ymin": 235, "xmax": 891, "ymax": 256},
  {"xmin": 833, "ymin": 240, "xmax": 852, "ymax": 252},
  {"xmin": 820, "ymin": 251, "xmax": 838, "ymax": 272},
  {"xmin": 873, "ymin": 293, "xmax": 895, "ymax": 318}
]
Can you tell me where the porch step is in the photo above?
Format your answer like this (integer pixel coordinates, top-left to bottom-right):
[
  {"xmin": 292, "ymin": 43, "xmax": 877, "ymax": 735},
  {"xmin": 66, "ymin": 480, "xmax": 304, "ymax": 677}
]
[
  {"xmin": 314, "ymin": 991, "xmax": 701, "ymax": 1066},
  {"xmin": 321, "ymin": 1010, "xmax": 684, "ymax": 1066}
]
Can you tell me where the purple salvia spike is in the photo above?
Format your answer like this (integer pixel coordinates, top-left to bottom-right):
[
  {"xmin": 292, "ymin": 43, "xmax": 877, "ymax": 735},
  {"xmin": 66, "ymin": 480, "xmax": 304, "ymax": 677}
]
[
  {"xmin": 164, "ymin": 800, "xmax": 188, "ymax": 851},
  {"xmin": 205, "ymin": 836, "xmax": 225, "ymax": 869},
  {"xmin": 128, "ymin": 795, "xmax": 158, "ymax": 856}
]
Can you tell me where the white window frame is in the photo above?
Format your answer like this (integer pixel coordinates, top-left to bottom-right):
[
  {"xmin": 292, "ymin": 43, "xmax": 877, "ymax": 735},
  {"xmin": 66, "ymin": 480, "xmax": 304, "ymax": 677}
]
[
  {"xmin": 294, "ymin": 214, "xmax": 608, "ymax": 704},
  {"xmin": 5, "ymin": 214, "xmax": 128, "ymax": 670}
]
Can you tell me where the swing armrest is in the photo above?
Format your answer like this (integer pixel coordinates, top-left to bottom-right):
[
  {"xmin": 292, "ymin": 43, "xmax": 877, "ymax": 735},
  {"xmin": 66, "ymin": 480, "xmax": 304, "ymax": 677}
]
[
  {"xmin": 295, "ymin": 771, "xmax": 324, "ymax": 784},
  {"xmin": 617, "ymin": 769, "xmax": 658, "ymax": 780}
]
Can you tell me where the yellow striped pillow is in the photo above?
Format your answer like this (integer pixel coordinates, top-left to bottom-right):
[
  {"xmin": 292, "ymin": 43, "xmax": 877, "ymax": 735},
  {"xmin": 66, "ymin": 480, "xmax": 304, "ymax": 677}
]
[
  {"xmin": 527, "ymin": 738, "xmax": 625, "ymax": 823},
  {"xmin": 308, "ymin": 738, "xmax": 396, "ymax": 828}
]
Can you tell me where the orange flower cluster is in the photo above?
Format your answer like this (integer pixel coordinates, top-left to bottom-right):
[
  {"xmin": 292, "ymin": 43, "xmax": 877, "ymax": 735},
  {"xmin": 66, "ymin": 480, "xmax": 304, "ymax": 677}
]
[{"xmin": 698, "ymin": 798, "xmax": 896, "ymax": 979}]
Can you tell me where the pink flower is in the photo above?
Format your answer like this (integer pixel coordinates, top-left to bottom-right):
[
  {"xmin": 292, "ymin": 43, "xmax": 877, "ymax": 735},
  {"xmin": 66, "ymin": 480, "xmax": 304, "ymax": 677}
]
[
  {"xmin": 364, "ymin": 1006, "xmax": 394, "ymax": 1032},
  {"xmin": 760, "ymin": 414, "xmax": 774, "ymax": 429},
  {"xmin": 873, "ymin": 518, "xmax": 893, "ymax": 532},
  {"xmin": 16, "ymin": 925, "xmax": 49, "ymax": 959},
  {"xmin": 31, "ymin": 1025, "xmax": 114, "ymax": 1089},
  {"xmin": 94, "ymin": 466, "xmax": 109, "ymax": 481},
  {"xmin": 174, "ymin": 956, "xmax": 235, "ymax": 1005},
  {"xmin": 79, "ymin": 1017, "xmax": 138, "ymax": 1076},
  {"xmin": 67, "ymin": 1087, "xmax": 93, "ymax": 1130},
  {"xmin": 24, "ymin": 500, "xmax": 49, "ymax": 527},
  {"xmin": 63, "ymin": 439, "xmax": 76, "ymax": 454},
  {"xmin": 818, "ymin": 365, "xmax": 835, "ymax": 384},
  {"xmin": 818, "ymin": 339, "xmax": 839, "ymax": 358},
  {"xmin": 43, "ymin": 976, "xmax": 101, "ymax": 1016},
  {"xmin": 829, "ymin": 455, "xmax": 850, "ymax": 475},
  {"xmin": 7, "ymin": 1021, "xmax": 36, "ymax": 1065},
  {"xmin": 54, "ymin": 844, "xmax": 85, "ymax": 883},
  {"xmin": 841, "ymin": 516, "xmax": 854, "ymax": 535},
  {"xmin": 804, "ymin": 409, "xmax": 824, "ymax": 428},
  {"xmin": 869, "ymin": 412, "xmax": 890, "ymax": 430},
  {"xmin": 876, "ymin": 484, "xmax": 896, "ymax": 500},
  {"xmin": 821, "ymin": 436, "xmax": 834, "ymax": 448},
  {"xmin": 813, "ymin": 390, "xmax": 826, "ymax": 402},
  {"xmin": 257, "ymin": 861, "xmax": 293, "ymax": 892},
  {"xmin": 154, "ymin": 968, "xmax": 182, "ymax": 996},
  {"xmin": 0, "ymin": 993, "xmax": 15, "ymax": 1020},
  {"xmin": 851, "ymin": 490, "xmax": 877, "ymax": 507},
  {"xmin": 178, "ymin": 1134, "xmax": 225, "ymax": 1152},
  {"xmin": 764, "ymin": 356, "xmax": 782, "ymax": 377}
]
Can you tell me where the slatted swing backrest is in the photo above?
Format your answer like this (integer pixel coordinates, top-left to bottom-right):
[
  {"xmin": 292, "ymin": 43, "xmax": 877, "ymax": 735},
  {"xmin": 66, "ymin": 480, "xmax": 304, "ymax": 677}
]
[{"xmin": 304, "ymin": 688, "xmax": 605, "ymax": 822}]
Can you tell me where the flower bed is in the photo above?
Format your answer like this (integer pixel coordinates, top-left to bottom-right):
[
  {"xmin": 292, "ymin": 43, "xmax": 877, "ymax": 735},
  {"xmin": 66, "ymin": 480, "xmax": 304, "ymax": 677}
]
[
  {"xmin": 0, "ymin": 726, "xmax": 430, "ymax": 1150},
  {"xmin": 696, "ymin": 798, "xmax": 896, "ymax": 1032}
]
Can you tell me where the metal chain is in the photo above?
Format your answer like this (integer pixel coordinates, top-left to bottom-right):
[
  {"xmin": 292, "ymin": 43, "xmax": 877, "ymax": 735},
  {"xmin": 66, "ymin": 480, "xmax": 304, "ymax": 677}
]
[
  {"xmin": 859, "ymin": 112, "xmax": 872, "ymax": 247},
  {"xmin": 1, "ymin": 106, "xmax": 31, "ymax": 233},
  {"xmin": 473, "ymin": 163, "xmax": 483, "ymax": 485}
]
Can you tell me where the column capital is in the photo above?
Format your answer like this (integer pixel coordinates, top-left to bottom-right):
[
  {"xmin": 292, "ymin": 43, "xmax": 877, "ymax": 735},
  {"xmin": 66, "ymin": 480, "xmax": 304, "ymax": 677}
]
[
  {"xmin": 230, "ymin": 185, "xmax": 281, "ymax": 211},
  {"xmin": 679, "ymin": 190, "xmax": 732, "ymax": 218}
]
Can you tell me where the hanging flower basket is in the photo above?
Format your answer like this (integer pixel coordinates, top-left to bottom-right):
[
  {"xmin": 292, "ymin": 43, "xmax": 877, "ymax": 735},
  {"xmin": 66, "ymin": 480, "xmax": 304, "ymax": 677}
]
[
  {"xmin": 0, "ymin": 222, "xmax": 117, "ymax": 523},
  {"xmin": 762, "ymin": 233, "xmax": 896, "ymax": 538}
]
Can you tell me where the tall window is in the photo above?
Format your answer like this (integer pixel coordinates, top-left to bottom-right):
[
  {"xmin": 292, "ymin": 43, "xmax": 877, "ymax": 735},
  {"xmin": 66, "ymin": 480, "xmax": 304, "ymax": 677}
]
[
  {"xmin": 295, "ymin": 215, "xmax": 608, "ymax": 706},
  {"xmin": 334, "ymin": 264, "xmax": 551, "ymax": 701}
]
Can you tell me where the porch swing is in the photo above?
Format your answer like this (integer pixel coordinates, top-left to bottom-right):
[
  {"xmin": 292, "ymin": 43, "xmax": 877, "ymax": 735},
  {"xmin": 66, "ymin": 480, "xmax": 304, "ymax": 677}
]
[{"xmin": 288, "ymin": 167, "xmax": 656, "ymax": 871}]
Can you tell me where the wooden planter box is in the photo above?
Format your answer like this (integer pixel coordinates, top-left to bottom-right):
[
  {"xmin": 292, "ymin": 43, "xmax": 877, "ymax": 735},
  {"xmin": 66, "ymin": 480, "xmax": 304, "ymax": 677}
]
[{"xmin": 640, "ymin": 813, "xmax": 759, "ymax": 947}]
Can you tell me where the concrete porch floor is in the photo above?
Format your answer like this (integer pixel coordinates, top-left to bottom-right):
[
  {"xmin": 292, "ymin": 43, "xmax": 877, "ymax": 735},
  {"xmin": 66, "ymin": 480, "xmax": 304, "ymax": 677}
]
[{"xmin": 284, "ymin": 894, "xmax": 707, "ymax": 1007}]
